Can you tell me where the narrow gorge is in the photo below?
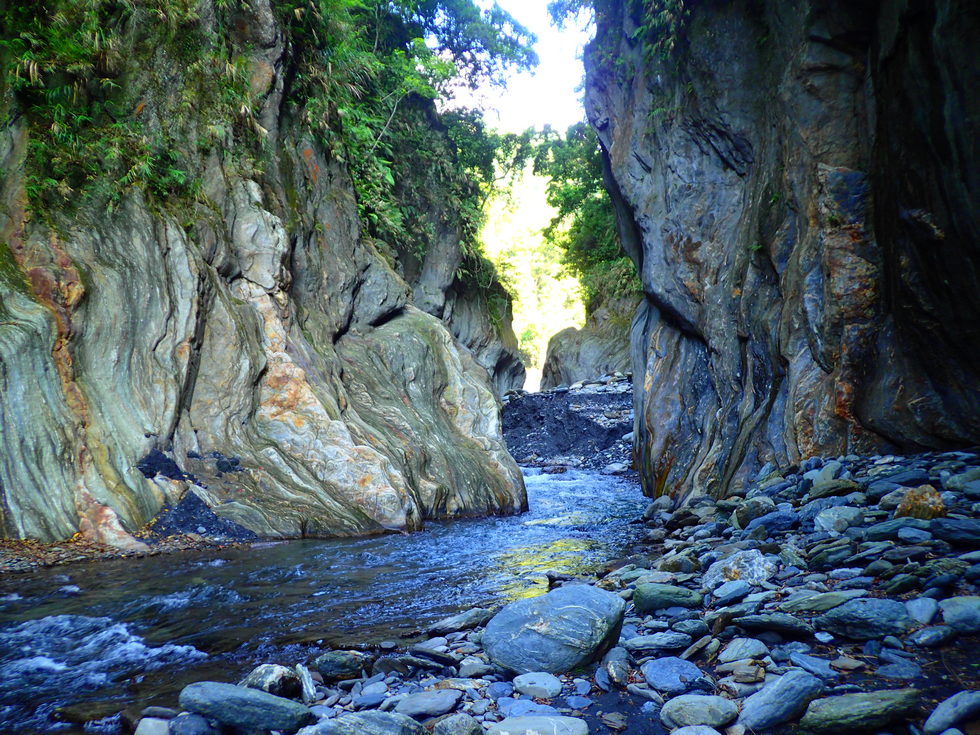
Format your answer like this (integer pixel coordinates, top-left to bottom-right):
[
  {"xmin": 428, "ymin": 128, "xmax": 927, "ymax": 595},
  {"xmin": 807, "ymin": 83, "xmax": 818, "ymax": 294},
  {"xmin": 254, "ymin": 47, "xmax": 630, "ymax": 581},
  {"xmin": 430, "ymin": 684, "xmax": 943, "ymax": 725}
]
[{"xmin": 1, "ymin": 1, "xmax": 979, "ymax": 735}]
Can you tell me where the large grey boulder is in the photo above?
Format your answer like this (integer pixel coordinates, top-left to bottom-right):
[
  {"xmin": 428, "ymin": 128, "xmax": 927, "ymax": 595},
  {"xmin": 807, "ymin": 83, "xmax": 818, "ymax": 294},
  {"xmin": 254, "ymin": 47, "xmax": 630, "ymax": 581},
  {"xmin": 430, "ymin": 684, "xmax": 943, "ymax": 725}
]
[
  {"xmin": 178, "ymin": 681, "xmax": 314, "ymax": 732},
  {"xmin": 483, "ymin": 585, "xmax": 625, "ymax": 674}
]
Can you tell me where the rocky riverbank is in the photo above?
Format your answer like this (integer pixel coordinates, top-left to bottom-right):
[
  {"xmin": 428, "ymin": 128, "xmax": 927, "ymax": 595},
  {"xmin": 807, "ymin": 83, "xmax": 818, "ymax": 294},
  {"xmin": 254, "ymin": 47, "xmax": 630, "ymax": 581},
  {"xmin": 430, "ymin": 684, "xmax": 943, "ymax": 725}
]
[{"xmin": 131, "ymin": 448, "xmax": 980, "ymax": 734}]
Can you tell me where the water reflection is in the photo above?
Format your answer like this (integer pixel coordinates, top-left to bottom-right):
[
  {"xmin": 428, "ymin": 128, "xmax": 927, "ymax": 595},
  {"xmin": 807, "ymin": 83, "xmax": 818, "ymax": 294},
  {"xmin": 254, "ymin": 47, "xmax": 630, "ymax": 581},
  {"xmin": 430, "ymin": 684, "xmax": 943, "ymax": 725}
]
[{"xmin": 0, "ymin": 467, "xmax": 645, "ymax": 733}]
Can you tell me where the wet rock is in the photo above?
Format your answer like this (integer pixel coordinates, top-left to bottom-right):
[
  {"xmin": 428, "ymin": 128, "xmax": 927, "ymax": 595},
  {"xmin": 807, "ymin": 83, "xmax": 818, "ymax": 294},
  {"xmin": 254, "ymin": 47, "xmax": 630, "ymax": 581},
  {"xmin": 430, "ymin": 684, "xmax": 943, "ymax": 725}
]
[
  {"xmin": 815, "ymin": 598, "xmax": 914, "ymax": 640},
  {"xmin": 313, "ymin": 651, "xmax": 373, "ymax": 682},
  {"xmin": 737, "ymin": 670, "xmax": 824, "ymax": 731},
  {"xmin": 486, "ymin": 716, "xmax": 588, "ymax": 735},
  {"xmin": 938, "ymin": 596, "xmax": 980, "ymax": 632},
  {"xmin": 702, "ymin": 550, "xmax": 777, "ymax": 590},
  {"xmin": 634, "ymin": 583, "xmax": 703, "ymax": 612},
  {"xmin": 178, "ymin": 681, "xmax": 314, "ymax": 732},
  {"xmin": 298, "ymin": 711, "xmax": 425, "ymax": 735},
  {"xmin": 660, "ymin": 694, "xmax": 738, "ymax": 729},
  {"xmin": 394, "ymin": 690, "xmax": 462, "ymax": 719},
  {"xmin": 923, "ymin": 690, "xmax": 980, "ymax": 735},
  {"xmin": 482, "ymin": 585, "xmax": 625, "ymax": 674},
  {"xmin": 513, "ymin": 672, "xmax": 563, "ymax": 699},
  {"xmin": 798, "ymin": 689, "xmax": 920, "ymax": 732},
  {"xmin": 641, "ymin": 656, "xmax": 705, "ymax": 694}
]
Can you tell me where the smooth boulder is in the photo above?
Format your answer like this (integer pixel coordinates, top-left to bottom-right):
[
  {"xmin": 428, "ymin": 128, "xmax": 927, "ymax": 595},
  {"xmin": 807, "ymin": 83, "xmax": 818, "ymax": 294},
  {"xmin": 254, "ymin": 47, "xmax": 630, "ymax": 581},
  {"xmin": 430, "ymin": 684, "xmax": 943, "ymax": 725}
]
[
  {"xmin": 634, "ymin": 583, "xmax": 703, "ymax": 613},
  {"xmin": 799, "ymin": 689, "xmax": 920, "ymax": 732},
  {"xmin": 297, "ymin": 711, "xmax": 424, "ymax": 735},
  {"xmin": 815, "ymin": 598, "xmax": 914, "ymax": 640},
  {"xmin": 660, "ymin": 695, "xmax": 738, "ymax": 729},
  {"xmin": 483, "ymin": 585, "xmax": 625, "ymax": 674},
  {"xmin": 486, "ymin": 716, "xmax": 588, "ymax": 735},
  {"xmin": 737, "ymin": 670, "xmax": 824, "ymax": 731},
  {"xmin": 179, "ymin": 681, "xmax": 314, "ymax": 733}
]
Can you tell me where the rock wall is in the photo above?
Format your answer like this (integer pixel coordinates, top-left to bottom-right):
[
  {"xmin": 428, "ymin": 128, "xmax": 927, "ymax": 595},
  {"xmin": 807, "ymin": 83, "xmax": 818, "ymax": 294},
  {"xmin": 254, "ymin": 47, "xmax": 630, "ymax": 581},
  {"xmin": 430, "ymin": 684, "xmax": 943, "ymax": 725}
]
[
  {"xmin": 540, "ymin": 294, "xmax": 637, "ymax": 389},
  {"xmin": 585, "ymin": 0, "xmax": 980, "ymax": 501},
  {"xmin": 0, "ymin": 1, "xmax": 525, "ymax": 545}
]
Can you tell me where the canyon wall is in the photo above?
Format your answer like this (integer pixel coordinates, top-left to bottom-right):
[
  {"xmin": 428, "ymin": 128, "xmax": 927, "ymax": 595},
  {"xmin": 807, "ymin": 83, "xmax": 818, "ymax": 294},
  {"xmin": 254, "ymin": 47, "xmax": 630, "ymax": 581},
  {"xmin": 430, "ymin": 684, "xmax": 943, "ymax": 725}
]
[
  {"xmin": 0, "ymin": 1, "xmax": 525, "ymax": 546},
  {"xmin": 540, "ymin": 293, "xmax": 637, "ymax": 389},
  {"xmin": 586, "ymin": 0, "xmax": 980, "ymax": 500}
]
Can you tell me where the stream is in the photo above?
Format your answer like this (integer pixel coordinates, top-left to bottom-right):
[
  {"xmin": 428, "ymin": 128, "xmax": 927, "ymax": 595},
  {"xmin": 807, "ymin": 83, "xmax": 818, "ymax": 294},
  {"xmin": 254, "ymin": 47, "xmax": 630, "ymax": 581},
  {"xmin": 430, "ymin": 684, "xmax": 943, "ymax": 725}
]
[{"xmin": 0, "ymin": 467, "xmax": 646, "ymax": 734}]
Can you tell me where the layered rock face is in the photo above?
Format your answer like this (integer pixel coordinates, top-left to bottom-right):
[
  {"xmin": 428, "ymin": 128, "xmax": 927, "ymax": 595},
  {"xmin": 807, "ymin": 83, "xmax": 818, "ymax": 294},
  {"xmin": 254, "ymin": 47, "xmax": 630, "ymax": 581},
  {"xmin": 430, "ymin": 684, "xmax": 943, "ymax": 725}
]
[
  {"xmin": 540, "ymin": 294, "xmax": 637, "ymax": 389},
  {"xmin": 0, "ymin": 2, "xmax": 525, "ymax": 545},
  {"xmin": 586, "ymin": 0, "xmax": 980, "ymax": 501}
]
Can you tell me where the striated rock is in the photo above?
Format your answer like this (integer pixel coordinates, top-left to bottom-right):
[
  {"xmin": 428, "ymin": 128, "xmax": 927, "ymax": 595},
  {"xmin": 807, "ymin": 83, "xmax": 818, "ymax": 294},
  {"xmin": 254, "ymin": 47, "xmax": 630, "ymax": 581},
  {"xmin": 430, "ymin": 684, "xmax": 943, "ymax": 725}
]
[
  {"xmin": 482, "ymin": 585, "xmax": 625, "ymax": 674},
  {"xmin": 585, "ymin": 0, "xmax": 980, "ymax": 505},
  {"xmin": 0, "ymin": 3, "xmax": 525, "ymax": 546}
]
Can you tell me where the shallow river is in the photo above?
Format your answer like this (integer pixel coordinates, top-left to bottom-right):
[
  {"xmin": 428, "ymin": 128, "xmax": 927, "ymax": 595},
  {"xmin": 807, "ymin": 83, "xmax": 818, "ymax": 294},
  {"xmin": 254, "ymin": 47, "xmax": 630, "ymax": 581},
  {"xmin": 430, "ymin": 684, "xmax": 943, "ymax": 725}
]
[{"xmin": 0, "ymin": 468, "xmax": 646, "ymax": 734}]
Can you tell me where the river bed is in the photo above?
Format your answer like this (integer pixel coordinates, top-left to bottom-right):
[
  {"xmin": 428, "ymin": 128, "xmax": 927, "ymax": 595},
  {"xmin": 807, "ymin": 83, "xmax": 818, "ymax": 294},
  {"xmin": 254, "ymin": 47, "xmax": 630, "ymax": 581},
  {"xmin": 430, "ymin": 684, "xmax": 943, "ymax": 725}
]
[{"xmin": 0, "ymin": 467, "xmax": 646, "ymax": 734}]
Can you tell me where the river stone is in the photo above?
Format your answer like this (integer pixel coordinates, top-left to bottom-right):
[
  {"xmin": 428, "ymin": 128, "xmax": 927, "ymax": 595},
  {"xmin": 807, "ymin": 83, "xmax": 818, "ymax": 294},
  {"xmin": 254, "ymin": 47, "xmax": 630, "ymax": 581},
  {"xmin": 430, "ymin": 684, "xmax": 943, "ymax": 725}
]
[
  {"xmin": 624, "ymin": 631, "xmax": 692, "ymax": 653},
  {"xmin": 930, "ymin": 518, "xmax": 980, "ymax": 547},
  {"xmin": 939, "ymin": 596, "xmax": 980, "ymax": 632},
  {"xmin": 815, "ymin": 598, "xmax": 914, "ymax": 640},
  {"xmin": 313, "ymin": 651, "xmax": 372, "ymax": 681},
  {"xmin": 394, "ymin": 690, "xmax": 462, "ymax": 719},
  {"xmin": 712, "ymin": 579, "xmax": 751, "ymax": 605},
  {"xmin": 178, "ymin": 681, "xmax": 314, "ymax": 732},
  {"xmin": 923, "ymin": 690, "xmax": 980, "ymax": 735},
  {"xmin": 167, "ymin": 714, "xmax": 218, "ymax": 735},
  {"xmin": 601, "ymin": 646, "xmax": 630, "ymax": 687},
  {"xmin": 298, "ymin": 711, "xmax": 425, "ymax": 735},
  {"xmin": 737, "ymin": 669, "xmax": 825, "ymax": 731},
  {"xmin": 486, "ymin": 716, "xmax": 589, "ymax": 735},
  {"xmin": 660, "ymin": 694, "xmax": 738, "ymax": 729},
  {"xmin": 905, "ymin": 597, "xmax": 939, "ymax": 625},
  {"xmin": 133, "ymin": 718, "xmax": 168, "ymax": 735},
  {"xmin": 799, "ymin": 689, "xmax": 920, "ymax": 732},
  {"xmin": 865, "ymin": 517, "xmax": 930, "ymax": 541},
  {"xmin": 427, "ymin": 608, "xmax": 494, "ymax": 636},
  {"xmin": 483, "ymin": 585, "xmax": 625, "ymax": 674},
  {"xmin": 634, "ymin": 583, "xmax": 703, "ymax": 612},
  {"xmin": 813, "ymin": 506, "xmax": 864, "ymax": 536},
  {"xmin": 239, "ymin": 663, "xmax": 302, "ymax": 699},
  {"xmin": 702, "ymin": 550, "xmax": 777, "ymax": 590},
  {"xmin": 671, "ymin": 729, "xmax": 722, "ymax": 735},
  {"xmin": 779, "ymin": 589, "xmax": 867, "ymax": 613},
  {"xmin": 718, "ymin": 637, "xmax": 769, "ymax": 663},
  {"xmin": 431, "ymin": 714, "xmax": 482, "ymax": 735},
  {"xmin": 908, "ymin": 625, "xmax": 956, "ymax": 647},
  {"xmin": 732, "ymin": 613, "xmax": 814, "ymax": 638},
  {"xmin": 733, "ymin": 496, "xmax": 776, "ymax": 529},
  {"xmin": 641, "ymin": 656, "xmax": 704, "ymax": 694},
  {"xmin": 513, "ymin": 672, "xmax": 563, "ymax": 698}
]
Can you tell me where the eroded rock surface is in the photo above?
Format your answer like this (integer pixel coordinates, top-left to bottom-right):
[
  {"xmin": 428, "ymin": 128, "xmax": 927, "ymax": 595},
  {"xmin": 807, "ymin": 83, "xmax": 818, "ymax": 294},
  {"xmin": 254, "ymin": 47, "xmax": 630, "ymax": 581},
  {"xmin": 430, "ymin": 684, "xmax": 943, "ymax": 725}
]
[
  {"xmin": 586, "ymin": 0, "xmax": 980, "ymax": 502},
  {"xmin": 0, "ymin": 1, "xmax": 524, "ymax": 545}
]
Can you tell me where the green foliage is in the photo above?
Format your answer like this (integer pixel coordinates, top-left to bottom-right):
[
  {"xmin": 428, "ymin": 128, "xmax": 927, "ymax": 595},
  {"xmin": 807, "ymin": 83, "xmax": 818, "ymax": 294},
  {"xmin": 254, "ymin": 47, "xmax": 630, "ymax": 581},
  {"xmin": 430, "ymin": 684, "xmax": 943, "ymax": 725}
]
[{"xmin": 532, "ymin": 122, "xmax": 639, "ymax": 311}]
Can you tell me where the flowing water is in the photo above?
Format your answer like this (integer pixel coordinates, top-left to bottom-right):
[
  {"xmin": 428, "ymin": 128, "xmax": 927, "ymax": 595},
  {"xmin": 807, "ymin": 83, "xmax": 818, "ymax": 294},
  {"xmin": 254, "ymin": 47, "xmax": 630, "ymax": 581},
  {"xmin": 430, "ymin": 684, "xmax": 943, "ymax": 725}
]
[{"xmin": 0, "ymin": 468, "xmax": 646, "ymax": 734}]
